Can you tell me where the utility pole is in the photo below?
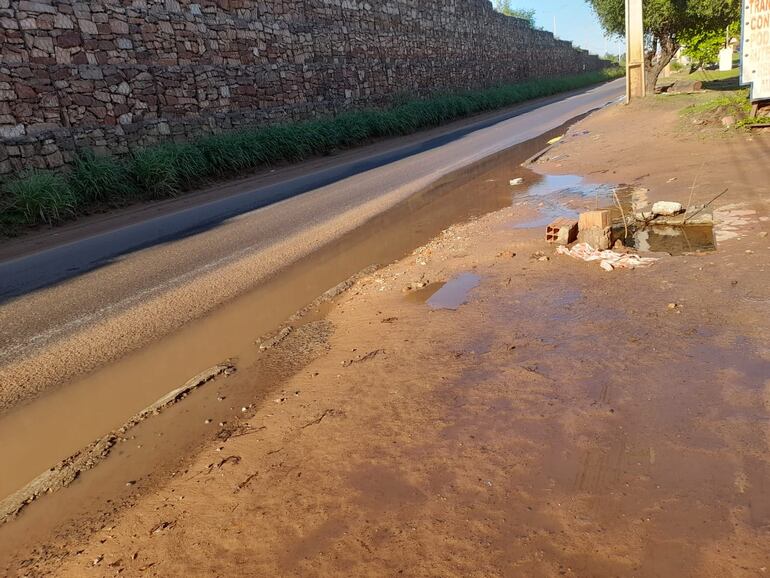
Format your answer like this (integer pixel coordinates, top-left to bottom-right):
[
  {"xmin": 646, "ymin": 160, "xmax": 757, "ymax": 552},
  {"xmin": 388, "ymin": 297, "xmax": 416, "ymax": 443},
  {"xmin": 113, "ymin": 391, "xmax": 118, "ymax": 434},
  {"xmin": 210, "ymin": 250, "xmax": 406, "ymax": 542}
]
[{"xmin": 625, "ymin": 0, "xmax": 645, "ymax": 102}]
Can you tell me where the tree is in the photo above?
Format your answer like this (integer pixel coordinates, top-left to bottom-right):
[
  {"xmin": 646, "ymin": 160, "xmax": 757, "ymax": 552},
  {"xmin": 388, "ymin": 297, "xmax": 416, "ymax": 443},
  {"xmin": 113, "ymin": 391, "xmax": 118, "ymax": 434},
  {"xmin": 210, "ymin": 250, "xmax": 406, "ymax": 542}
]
[
  {"xmin": 493, "ymin": 0, "xmax": 537, "ymax": 28},
  {"xmin": 680, "ymin": 19, "xmax": 740, "ymax": 71},
  {"xmin": 585, "ymin": 0, "xmax": 740, "ymax": 93}
]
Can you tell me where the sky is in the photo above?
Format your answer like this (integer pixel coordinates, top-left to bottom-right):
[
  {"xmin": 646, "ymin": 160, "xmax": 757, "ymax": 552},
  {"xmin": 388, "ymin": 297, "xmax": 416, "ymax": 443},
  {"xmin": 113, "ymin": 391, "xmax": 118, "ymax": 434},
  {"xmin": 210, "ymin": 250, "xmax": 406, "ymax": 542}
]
[{"xmin": 509, "ymin": 0, "xmax": 626, "ymax": 57}]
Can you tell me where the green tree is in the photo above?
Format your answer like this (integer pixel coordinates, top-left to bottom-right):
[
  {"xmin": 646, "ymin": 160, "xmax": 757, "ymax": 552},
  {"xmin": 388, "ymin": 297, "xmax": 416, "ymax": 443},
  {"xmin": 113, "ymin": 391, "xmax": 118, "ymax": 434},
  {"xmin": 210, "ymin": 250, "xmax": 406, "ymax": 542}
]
[
  {"xmin": 680, "ymin": 19, "xmax": 740, "ymax": 71},
  {"xmin": 494, "ymin": 0, "xmax": 536, "ymax": 27},
  {"xmin": 585, "ymin": 0, "xmax": 740, "ymax": 93}
]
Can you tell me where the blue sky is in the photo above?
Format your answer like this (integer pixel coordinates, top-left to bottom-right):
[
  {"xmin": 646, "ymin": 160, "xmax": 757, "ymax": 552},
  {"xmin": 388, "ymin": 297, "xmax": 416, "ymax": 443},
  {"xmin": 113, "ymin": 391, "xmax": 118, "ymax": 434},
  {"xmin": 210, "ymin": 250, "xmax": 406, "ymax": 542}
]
[{"xmin": 509, "ymin": 1, "xmax": 625, "ymax": 57}]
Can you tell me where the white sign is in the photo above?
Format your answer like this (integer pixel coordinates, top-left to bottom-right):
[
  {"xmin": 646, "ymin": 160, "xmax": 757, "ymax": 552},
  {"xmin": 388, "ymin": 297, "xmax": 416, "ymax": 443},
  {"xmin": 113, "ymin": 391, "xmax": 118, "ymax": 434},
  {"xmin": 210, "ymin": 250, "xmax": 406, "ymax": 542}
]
[{"xmin": 742, "ymin": 0, "xmax": 770, "ymax": 100}]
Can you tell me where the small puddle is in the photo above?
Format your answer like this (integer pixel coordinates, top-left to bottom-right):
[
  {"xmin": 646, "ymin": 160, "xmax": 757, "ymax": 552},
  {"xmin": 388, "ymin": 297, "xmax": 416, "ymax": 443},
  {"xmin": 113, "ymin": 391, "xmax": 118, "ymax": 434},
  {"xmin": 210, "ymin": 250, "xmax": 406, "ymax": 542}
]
[
  {"xmin": 511, "ymin": 175, "xmax": 617, "ymax": 229},
  {"xmin": 511, "ymin": 176, "xmax": 717, "ymax": 256},
  {"xmin": 628, "ymin": 224, "xmax": 716, "ymax": 256},
  {"xmin": 410, "ymin": 273, "xmax": 481, "ymax": 310}
]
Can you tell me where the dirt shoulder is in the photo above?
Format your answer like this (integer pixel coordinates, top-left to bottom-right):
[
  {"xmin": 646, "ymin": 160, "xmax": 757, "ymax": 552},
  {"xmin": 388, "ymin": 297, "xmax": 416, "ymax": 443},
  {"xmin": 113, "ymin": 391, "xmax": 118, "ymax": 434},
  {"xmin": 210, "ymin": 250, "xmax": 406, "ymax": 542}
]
[{"xmin": 4, "ymin": 96, "xmax": 770, "ymax": 577}]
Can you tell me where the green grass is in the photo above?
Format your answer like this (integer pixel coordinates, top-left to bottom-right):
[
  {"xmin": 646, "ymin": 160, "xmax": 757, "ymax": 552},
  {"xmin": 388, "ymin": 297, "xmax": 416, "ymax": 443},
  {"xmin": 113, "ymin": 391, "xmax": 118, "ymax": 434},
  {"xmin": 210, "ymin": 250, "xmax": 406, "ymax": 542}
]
[
  {"xmin": 70, "ymin": 150, "xmax": 137, "ymax": 203},
  {"xmin": 0, "ymin": 68, "xmax": 624, "ymax": 228},
  {"xmin": 4, "ymin": 170, "xmax": 77, "ymax": 225},
  {"xmin": 683, "ymin": 90, "xmax": 751, "ymax": 116}
]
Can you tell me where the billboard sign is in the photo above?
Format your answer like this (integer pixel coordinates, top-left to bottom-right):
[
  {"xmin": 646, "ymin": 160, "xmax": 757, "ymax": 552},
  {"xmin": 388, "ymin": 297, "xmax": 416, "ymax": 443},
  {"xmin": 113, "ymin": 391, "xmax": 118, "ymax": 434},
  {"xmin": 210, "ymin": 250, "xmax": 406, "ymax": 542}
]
[{"xmin": 741, "ymin": 0, "xmax": 770, "ymax": 100}]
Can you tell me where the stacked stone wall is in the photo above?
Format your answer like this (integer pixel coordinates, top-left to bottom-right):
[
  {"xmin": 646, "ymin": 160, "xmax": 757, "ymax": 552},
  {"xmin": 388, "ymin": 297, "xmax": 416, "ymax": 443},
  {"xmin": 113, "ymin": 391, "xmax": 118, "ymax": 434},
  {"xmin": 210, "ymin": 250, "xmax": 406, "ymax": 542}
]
[{"xmin": 0, "ymin": 0, "xmax": 607, "ymax": 174}]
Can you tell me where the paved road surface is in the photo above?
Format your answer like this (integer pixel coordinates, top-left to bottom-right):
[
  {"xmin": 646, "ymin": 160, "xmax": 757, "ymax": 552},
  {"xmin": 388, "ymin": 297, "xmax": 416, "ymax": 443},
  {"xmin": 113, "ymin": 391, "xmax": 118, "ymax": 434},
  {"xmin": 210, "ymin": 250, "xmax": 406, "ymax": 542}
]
[{"xmin": 0, "ymin": 79, "xmax": 624, "ymax": 412}]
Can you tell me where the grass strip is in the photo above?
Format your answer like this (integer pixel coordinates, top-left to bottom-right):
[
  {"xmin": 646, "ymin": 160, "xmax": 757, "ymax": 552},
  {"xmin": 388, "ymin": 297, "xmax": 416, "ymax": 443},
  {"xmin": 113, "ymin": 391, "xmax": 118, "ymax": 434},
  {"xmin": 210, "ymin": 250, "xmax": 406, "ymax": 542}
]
[{"xmin": 1, "ymin": 68, "xmax": 624, "ymax": 230}]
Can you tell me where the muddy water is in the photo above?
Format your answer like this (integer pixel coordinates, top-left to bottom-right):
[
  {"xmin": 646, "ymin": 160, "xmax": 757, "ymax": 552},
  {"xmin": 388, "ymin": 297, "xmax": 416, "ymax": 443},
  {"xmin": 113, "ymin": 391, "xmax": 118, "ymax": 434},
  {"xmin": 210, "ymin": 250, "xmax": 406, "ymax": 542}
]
[
  {"xmin": 409, "ymin": 274, "xmax": 481, "ymax": 310},
  {"xmin": 0, "ymin": 123, "xmax": 579, "ymax": 561},
  {"xmin": 632, "ymin": 224, "xmax": 716, "ymax": 255},
  {"xmin": 511, "ymin": 175, "xmax": 718, "ymax": 255}
]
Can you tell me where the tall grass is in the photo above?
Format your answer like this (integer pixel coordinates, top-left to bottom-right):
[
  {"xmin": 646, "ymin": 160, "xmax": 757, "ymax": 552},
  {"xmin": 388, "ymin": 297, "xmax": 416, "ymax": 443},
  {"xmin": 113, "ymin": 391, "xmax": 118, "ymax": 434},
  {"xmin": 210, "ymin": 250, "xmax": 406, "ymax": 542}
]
[
  {"xmin": 5, "ymin": 170, "xmax": 77, "ymax": 225},
  {"xmin": 70, "ymin": 150, "xmax": 137, "ymax": 203},
  {"xmin": 1, "ymin": 68, "xmax": 623, "ymax": 227}
]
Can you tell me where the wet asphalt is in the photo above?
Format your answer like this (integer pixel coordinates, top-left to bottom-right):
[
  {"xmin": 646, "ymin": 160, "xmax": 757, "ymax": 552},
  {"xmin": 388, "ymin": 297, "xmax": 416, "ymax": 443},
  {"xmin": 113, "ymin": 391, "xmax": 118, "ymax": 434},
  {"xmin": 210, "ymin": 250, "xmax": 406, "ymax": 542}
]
[{"xmin": 0, "ymin": 79, "xmax": 624, "ymax": 364}]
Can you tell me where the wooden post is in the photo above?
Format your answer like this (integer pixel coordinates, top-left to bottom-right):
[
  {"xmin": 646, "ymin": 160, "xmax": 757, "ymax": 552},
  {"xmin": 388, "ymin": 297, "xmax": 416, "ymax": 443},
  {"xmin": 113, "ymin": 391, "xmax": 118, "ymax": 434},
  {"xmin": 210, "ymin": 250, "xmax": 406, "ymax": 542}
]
[{"xmin": 625, "ymin": 0, "xmax": 645, "ymax": 102}]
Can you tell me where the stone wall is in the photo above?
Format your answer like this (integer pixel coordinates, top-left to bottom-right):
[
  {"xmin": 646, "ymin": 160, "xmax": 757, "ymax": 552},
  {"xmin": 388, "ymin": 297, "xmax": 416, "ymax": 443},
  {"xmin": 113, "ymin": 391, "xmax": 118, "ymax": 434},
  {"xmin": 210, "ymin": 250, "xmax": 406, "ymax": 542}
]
[{"xmin": 0, "ymin": 0, "xmax": 606, "ymax": 175}]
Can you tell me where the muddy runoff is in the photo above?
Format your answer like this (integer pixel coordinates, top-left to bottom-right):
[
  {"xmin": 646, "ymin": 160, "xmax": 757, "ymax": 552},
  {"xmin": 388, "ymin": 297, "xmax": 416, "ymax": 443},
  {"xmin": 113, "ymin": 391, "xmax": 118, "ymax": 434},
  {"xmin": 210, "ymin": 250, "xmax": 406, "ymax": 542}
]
[
  {"xmin": 510, "ymin": 174, "xmax": 717, "ymax": 255},
  {"xmin": 0, "ymin": 121, "xmax": 590, "ymax": 563}
]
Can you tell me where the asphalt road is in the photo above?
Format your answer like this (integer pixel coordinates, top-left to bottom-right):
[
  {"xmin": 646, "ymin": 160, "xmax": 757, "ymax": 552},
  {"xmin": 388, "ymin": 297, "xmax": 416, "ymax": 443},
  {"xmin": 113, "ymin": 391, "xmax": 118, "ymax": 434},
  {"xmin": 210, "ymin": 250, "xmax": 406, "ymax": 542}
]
[{"xmin": 0, "ymin": 79, "xmax": 624, "ymax": 412}]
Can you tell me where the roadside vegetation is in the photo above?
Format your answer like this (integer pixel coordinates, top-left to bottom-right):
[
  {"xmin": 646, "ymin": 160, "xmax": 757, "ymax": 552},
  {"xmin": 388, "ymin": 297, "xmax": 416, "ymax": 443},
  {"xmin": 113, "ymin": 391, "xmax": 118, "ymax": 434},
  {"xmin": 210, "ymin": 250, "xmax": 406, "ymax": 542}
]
[
  {"xmin": 0, "ymin": 68, "xmax": 623, "ymax": 233},
  {"xmin": 587, "ymin": 0, "xmax": 740, "ymax": 94},
  {"xmin": 673, "ymin": 67, "xmax": 770, "ymax": 129}
]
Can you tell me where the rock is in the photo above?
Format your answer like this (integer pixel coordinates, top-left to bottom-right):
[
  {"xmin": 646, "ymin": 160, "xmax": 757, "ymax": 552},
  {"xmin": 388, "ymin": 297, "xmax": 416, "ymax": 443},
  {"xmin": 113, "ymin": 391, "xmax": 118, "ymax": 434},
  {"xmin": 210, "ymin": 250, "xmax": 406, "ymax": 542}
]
[
  {"xmin": 651, "ymin": 201, "xmax": 684, "ymax": 217},
  {"xmin": 0, "ymin": 124, "xmax": 25, "ymax": 138},
  {"xmin": 578, "ymin": 226, "xmax": 612, "ymax": 251},
  {"xmin": 509, "ymin": 177, "xmax": 524, "ymax": 185}
]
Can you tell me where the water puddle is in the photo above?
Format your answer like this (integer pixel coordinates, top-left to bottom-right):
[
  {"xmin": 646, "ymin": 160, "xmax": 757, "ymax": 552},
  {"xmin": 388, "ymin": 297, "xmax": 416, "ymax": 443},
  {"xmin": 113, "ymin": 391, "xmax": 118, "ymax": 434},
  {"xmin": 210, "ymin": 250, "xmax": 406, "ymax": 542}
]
[
  {"xmin": 511, "ymin": 175, "xmax": 616, "ymax": 229},
  {"xmin": 411, "ymin": 273, "xmax": 481, "ymax": 310},
  {"xmin": 628, "ymin": 224, "xmax": 716, "ymax": 255},
  {"xmin": 511, "ymin": 176, "xmax": 717, "ymax": 256}
]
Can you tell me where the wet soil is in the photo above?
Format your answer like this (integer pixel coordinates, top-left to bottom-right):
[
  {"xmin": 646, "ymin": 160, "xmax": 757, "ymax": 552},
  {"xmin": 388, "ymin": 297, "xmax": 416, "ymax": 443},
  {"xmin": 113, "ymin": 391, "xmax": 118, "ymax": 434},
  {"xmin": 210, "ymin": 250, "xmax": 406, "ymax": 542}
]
[
  {"xmin": 2, "ymin": 98, "xmax": 769, "ymax": 576},
  {"xmin": 0, "ymin": 127, "xmax": 572, "ymax": 512}
]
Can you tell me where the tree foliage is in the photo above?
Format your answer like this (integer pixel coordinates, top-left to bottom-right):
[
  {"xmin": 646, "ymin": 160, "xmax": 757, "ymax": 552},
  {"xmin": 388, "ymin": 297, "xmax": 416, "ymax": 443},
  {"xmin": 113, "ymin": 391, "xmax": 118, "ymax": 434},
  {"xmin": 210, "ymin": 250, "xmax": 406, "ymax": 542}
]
[
  {"xmin": 680, "ymin": 19, "xmax": 739, "ymax": 69},
  {"xmin": 585, "ymin": 0, "xmax": 740, "ymax": 91},
  {"xmin": 493, "ymin": 0, "xmax": 536, "ymax": 27}
]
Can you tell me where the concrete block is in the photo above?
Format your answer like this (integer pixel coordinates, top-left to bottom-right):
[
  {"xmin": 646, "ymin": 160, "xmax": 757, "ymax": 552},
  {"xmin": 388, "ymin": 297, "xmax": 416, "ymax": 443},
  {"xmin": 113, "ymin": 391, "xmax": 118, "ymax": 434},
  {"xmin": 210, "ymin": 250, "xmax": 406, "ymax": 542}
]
[
  {"xmin": 546, "ymin": 217, "xmax": 578, "ymax": 245},
  {"xmin": 578, "ymin": 226, "xmax": 612, "ymax": 250},
  {"xmin": 578, "ymin": 210, "xmax": 610, "ymax": 231}
]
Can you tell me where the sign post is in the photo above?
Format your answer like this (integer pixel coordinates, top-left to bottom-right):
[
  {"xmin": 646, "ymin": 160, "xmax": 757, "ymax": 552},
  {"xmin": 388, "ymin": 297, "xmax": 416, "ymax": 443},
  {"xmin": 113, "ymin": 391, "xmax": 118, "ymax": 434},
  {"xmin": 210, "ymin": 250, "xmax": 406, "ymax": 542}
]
[
  {"xmin": 741, "ymin": 0, "xmax": 770, "ymax": 113},
  {"xmin": 625, "ymin": 0, "xmax": 646, "ymax": 102}
]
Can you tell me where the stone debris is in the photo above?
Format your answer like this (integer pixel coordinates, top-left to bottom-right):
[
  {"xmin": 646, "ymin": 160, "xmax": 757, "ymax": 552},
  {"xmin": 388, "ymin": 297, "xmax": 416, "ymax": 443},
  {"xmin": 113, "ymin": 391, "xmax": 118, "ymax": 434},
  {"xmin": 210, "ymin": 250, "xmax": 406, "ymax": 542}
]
[
  {"xmin": 651, "ymin": 201, "xmax": 684, "ymax": 217},
  {"xmin": 258, "ymin": 327, "xmax": 292, "ymax": 351}
]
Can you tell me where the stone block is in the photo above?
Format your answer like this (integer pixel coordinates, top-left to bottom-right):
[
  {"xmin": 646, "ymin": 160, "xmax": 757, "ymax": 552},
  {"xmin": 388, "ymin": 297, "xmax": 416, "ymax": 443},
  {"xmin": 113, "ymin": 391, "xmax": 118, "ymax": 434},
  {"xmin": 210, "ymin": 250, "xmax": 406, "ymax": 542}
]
[
  {"xmin": 578, "ymin": 210, "xmax": 611, "ymax": 231},
  {"xmin": 0, "ymin": 123, "xmax": 25, "ymax": 138},
  {"xmin": 54, "ymin": 14, "xmax": 74, "ymax": 29},
  {"xmin": 56, "ymin": 31, "xmax": 81, "ymax": 48},
  {"xmin": 78, "ymin": 19, "xmax": 97, "ymax": 35},
  {"xmin": 18, "ymin": 1, "xmax": 56, "ymax": 14},
  {"xmin": 110, "ymin": 20, "xmax": 129, "ymax": 35},
  {"xmin": 578, "ymin": 226, "xmax": 612, "ymax": 251},
  {"xmin": 14, "ymin": 82, "xmax": 37, "ymax": 99}
]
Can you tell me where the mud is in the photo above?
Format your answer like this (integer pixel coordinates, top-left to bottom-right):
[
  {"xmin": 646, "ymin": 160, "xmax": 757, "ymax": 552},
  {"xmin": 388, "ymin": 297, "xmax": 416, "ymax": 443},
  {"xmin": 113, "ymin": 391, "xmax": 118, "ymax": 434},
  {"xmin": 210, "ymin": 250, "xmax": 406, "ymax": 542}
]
[
  {"xmin": 0, "ymin": 364, "xmax": 232, "ymax": 523},
  {"xmin": 2, "ymin": 95, "xmax": 769, "ymax": 576},
  {"xmin": 0, "ymin": 128, "xmax": 571, "ymax": 512},
  {"xmin": 11, "ymin": 180, "xmax": 767, "ymax": 576}
]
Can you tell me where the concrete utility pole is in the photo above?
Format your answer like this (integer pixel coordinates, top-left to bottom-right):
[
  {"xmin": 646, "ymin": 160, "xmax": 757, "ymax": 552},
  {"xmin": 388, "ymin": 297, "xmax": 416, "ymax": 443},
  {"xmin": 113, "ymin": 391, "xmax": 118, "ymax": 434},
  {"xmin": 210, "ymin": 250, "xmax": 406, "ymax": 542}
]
[{"xmin": 625, "ymin": 0, "xmax": 645, "ymax": 102}]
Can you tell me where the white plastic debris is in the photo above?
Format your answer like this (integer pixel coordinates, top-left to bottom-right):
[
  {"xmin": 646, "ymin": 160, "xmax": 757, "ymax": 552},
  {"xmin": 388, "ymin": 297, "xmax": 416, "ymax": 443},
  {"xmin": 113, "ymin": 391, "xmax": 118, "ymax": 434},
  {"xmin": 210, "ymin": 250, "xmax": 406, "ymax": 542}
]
[
  {"xmin": 509, "ymin": 178, "xmax": 524, "ymax": 186},
  {"xmin": 556, "ymin": 243, "xmax": 658, "ymax": 271}
]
